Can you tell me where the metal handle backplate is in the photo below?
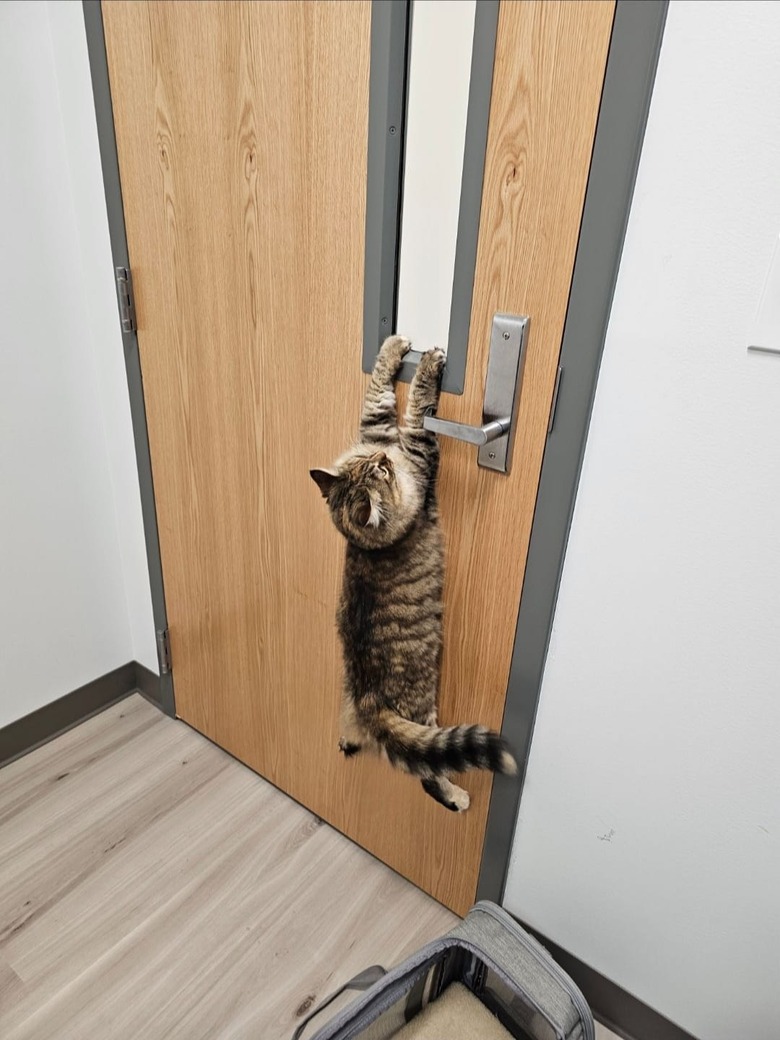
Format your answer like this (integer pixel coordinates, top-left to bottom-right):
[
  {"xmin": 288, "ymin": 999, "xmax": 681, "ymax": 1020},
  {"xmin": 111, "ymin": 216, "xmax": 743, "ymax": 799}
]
[{"xmin": 423, "ymin": 313, "xmax": 529, "ymax": 473}]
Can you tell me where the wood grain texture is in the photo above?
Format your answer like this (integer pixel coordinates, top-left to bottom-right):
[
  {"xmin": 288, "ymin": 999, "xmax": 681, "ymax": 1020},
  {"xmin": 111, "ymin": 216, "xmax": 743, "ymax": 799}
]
[
  {"xmin": 0, "ymin": 698, "xmax": 456, "ymax": 1039},
  {"xmin": 102, "ymin": 0, "xmax": 614, "ymax": 913}
]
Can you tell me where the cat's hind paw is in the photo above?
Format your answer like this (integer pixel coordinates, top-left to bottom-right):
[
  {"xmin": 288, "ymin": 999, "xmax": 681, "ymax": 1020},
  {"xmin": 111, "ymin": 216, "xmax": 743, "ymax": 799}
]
[
  {"xmin": 421, "ymin": 776, "xmax": 470, "ymax": 812},
  {"xmin": 338, "ymin": 737, "xmax": 361, "ymax": 758},
  {"xmin": 447, "ymin": 786, "xmax": 470, "ymax": 812}
]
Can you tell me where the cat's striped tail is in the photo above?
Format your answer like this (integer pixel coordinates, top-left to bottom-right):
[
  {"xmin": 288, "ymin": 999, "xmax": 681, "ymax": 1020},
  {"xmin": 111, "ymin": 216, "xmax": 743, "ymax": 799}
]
[{"xmin": 373, "ymin": 710, "xmax": 518, "ymax": 777}]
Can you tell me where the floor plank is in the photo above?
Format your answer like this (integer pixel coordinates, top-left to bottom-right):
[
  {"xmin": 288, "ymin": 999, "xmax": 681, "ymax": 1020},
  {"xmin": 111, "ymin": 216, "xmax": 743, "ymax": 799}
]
[
  {"xmin": 0, "ymin": 696, "xmax": 621, "ymax": 1040},
  {"xmin": 0, "ymin": 697, "xmax": 455, "ymax": 1039},
  {"xmin": 595, "ymin": 1026, "xmax": 623, "ymax": 1040}
]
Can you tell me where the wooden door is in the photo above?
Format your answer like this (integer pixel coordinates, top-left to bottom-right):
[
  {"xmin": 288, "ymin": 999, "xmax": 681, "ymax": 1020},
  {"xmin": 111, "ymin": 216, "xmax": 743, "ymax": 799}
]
[{"xmin": 103, "ymin": 0, "xmax": 614, "ymax": 914}]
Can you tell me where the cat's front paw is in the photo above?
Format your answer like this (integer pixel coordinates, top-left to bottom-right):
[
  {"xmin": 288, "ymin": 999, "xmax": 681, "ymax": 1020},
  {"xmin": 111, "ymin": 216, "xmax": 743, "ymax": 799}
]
[
  {"xmin": 378, "ymin": 335, "xmax": 412, "ymax": 367},
  {"xmin": 417, "ymin": 347, "xmax": 446, "ymax": 380}
]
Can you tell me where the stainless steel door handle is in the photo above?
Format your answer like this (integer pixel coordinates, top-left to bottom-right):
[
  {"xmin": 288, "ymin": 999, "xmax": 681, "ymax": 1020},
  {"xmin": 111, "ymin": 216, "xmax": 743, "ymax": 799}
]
[
  {"xmin": 423, "ymin": 415, "xmax": 511, "ymax": 446},
  {"xmin": 423, "ymin": 313, "xmax": 529, "ymax": 473}
]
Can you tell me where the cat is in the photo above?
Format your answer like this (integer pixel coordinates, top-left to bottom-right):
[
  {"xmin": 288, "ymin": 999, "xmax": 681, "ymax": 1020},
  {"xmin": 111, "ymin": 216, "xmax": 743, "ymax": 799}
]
[{"xmin": 310, "ymin": 335, "xmax": 517, "ymax": 812}]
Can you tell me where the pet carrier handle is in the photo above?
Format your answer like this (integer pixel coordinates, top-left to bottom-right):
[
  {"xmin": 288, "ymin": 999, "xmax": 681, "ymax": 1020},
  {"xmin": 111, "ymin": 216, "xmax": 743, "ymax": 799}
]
[{"xmin": 291, "ymin": 964, "xmax": 387, "ymax": 1040}]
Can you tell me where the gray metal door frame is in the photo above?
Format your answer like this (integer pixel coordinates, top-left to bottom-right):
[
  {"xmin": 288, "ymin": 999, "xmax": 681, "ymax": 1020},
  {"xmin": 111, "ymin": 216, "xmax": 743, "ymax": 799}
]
[
  {"xmin": 82, "ymin": 0, "xmax": 667, "ymax": 897},
  {"xmin": 83, "ymin": 0, "xmax": 173, "ymax": 716}
]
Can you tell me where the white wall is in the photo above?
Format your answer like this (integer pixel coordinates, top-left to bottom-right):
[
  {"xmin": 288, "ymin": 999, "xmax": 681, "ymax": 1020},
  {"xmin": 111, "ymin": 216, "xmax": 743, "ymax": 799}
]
[
  {"xmin": 0, "ymin": 1, "xmax": 156, "ymax": 729},
  {"xmin": 46, "ymin": 1, "xmax": 157, "ymax": 676},
  {"xmin": 504, "ymin": 4, "xmax": 780, "ymax": 1038}
]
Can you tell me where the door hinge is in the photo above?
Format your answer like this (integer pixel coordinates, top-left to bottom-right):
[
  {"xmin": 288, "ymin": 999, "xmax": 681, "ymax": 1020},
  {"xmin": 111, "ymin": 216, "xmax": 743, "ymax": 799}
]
[
  {"xmin": 156, "ymin": 627, "xmax": 172, "ymax": 675},
  {"xmin": 115, "ymin": 266, "xmax": 137, "ymax": 333},
  {"xmin": 547, "ymin": 366, "xmax": 563, "ymax": 435}
]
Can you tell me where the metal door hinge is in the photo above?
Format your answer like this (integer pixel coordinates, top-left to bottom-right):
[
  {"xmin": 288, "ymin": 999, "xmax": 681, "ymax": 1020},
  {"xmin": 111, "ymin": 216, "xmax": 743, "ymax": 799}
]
[
  {"xmin": 156, "ymin": 627, "xmax": 172, "ymax": 675},
  {"xmin": 115, "ymin": 266, "xmax": 137, "ymax": 333},
  {"xmin": 547, "ymin": 366, "xmax": 563, "ymax": 436}
]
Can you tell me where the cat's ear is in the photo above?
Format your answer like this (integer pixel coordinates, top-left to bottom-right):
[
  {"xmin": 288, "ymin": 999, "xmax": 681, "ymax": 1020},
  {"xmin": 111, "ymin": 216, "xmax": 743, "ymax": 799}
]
[
  {"xmin": 353, "ymin": 493, "xmax": 372, "ymax": 527},
  {"xmin": 354, "ymin": 491, "xmax": 382, "ymax": 527},
  {"xmin": 375, "ymin": 453, "xmax": 392, "ymax": 476},
  {"xmin": 310, "ymin": 468, "xmax": 339, "ymax": 499}
]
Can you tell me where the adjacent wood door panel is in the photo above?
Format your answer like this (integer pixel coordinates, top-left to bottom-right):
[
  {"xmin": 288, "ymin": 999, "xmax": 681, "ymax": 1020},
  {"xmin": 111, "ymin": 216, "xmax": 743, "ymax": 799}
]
[{"xmin": 103, "ymin": 0, "xmax": 614, "ymax": 914}]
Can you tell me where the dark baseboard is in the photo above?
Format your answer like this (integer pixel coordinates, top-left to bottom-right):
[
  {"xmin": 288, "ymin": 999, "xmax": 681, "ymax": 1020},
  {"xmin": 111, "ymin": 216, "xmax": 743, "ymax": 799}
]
[
  {"xmin": 0, "ymin": 662, "xmax": 138, "ymax": 768},
  {"xmin": 133, "ymin": 661, "xmax": 174, "ymax": 717},
  {"xmin": 0, "ymin": 660, "xmax": 172, "ymax": 768},
  {"xmin": 521, "ymin": 922, "xmax": 698, "ymax": 1040},
  {"xmin": 134, "ymin": 660, "xmax": 163, "ymax": 707}
]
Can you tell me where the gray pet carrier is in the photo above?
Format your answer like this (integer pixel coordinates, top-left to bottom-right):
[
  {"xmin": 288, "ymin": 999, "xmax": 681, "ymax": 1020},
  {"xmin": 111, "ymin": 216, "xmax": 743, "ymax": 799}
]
[{"xmin": 293, "ymin": 901, "xmax": 594, "ymax": 1040}]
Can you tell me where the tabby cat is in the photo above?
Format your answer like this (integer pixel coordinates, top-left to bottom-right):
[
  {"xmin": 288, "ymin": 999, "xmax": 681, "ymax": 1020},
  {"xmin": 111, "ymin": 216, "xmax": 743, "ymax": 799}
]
[{"xmin": 310, "ymin": 336, "xmax": 517, "ymax": 812}]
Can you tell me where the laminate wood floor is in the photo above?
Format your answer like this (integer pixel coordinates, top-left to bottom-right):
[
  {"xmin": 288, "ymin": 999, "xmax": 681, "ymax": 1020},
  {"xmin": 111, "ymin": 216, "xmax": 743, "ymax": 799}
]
[{"xmin": 0, "ymin": 694, "xmax": 620, "ymax": 1040}]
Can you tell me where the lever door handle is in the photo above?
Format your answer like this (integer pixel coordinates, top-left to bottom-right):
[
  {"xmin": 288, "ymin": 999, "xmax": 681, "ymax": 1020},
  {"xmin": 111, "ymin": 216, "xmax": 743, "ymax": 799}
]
[
  {"xmin": 422, "ymin": 314, "xmax": 529, "ymax": 473},
  {"xmin": 423, "ymin": 415, "xmax": 511, "ymax": 447}
]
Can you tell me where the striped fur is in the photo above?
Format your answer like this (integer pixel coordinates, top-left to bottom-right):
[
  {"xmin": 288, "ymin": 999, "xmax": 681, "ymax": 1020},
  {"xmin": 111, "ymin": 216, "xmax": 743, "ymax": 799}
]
[
  {"xmin": 374, "ymin": 712, "xmax": 518, "ymax": 778},
  {"xmin": 311, "ymin": 337, "xmax": 517, "ymax": 813}
]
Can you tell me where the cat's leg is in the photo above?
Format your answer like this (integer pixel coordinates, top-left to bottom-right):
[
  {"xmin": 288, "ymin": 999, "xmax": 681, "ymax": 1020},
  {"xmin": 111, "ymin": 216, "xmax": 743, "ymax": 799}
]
[
  {"xmin": 421, "ymin": 775, "xmax": 470, "ymax": 813},
  {"xmin": 403, "ymin": 347, "xmax": 445, "ymax": 430},
  {"xmin": 399, "ymin": 348, "xmax": 445, "ymax": 478},
  {"xmin": 338, "ymin": 690, "xmax": 364, "ymax": 758},
  {"xmin": 360, "ymin": 335, "xmax": 411, "ymax": 444},
  {"xmin": 419, "ymin": 703, "xmax": 470, "ymax": 811}
]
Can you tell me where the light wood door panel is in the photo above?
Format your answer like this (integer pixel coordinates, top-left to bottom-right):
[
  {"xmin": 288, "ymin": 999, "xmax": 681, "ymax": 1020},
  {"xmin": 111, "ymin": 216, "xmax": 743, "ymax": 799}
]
[{"xmin": 103, "ymin": 0, "xmax": 614, "ymax": 914}]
